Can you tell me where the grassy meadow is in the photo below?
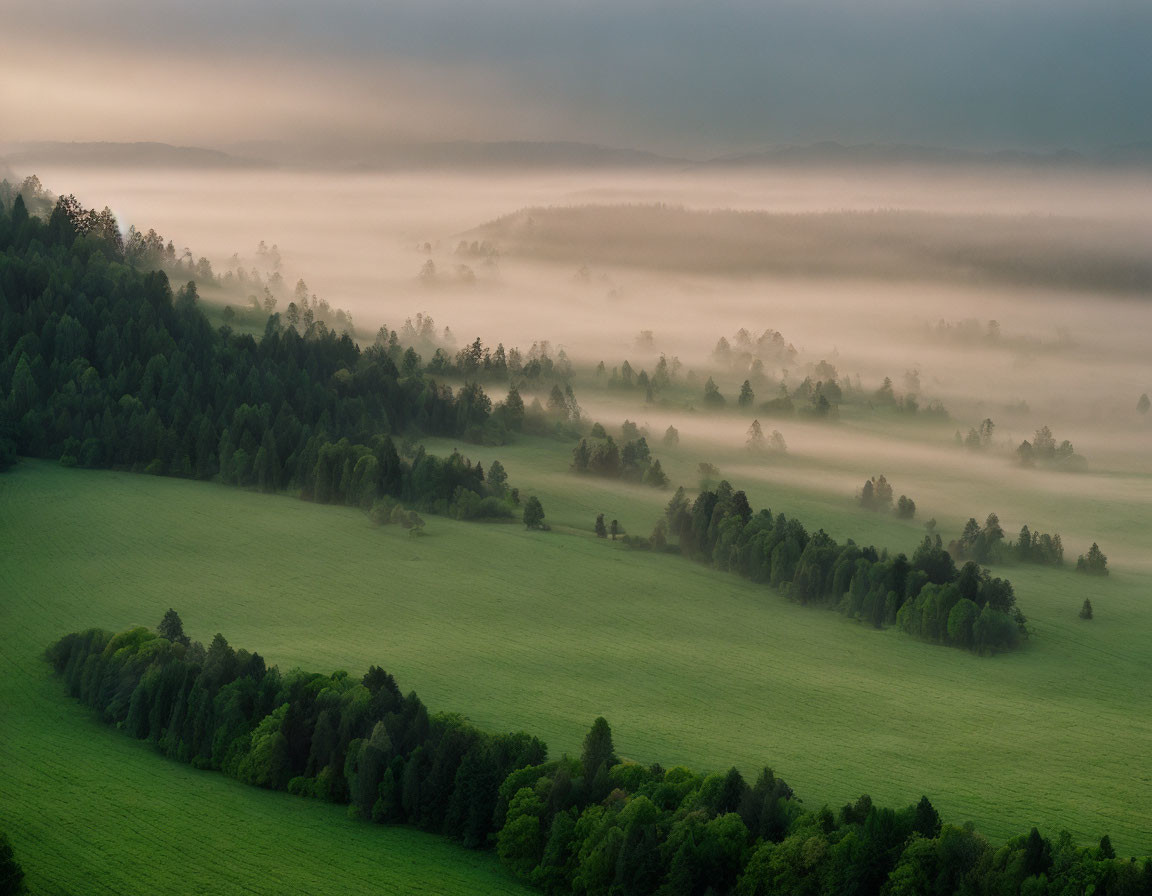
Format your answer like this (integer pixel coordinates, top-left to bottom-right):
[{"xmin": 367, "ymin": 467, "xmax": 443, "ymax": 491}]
[
  {"xmin": 0, "ymin": 462, "xmax": 535, "ymax": 896},
  {"xmin": 3, "ymin": 452, "xmax": 1151, "ymax": 881}
]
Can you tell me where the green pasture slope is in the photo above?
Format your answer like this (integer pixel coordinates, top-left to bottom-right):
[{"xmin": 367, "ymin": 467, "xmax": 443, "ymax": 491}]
[
  {"xmin": 0, "ymin": 464, "xmax": 533, "ymax": 896},
  {"xmin": 3, "ymin": 458, "xmax": 1151, "ymax": 890}
]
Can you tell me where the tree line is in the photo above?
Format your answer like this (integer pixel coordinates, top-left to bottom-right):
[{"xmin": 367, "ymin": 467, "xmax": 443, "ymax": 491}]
[
  {"xmin": 49, "ymin": 618, "xmax": 547, "ymax": 849},
  {"xmin": 950, "ymin": 515, "xmax": 1109, "ymax": 574},
  {"xmin": 637, "ymin": 482, "xmax": 1027, "ymax": 654},
  {"xmin": 49, "ymin": 617, "xmax": 1152, "ymax": 896},
  {"xmin": 0, "ymin": 190, "xmax": 544, "ymax": 521}
]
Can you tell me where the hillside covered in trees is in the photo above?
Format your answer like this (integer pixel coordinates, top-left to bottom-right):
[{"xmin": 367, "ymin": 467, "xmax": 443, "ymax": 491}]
[{"xmin": 0, "ymin": 189, "xmax": 527, "ymax": 518}]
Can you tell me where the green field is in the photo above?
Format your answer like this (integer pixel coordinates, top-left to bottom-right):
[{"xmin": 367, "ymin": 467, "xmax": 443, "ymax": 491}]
[
  {"xmin": 3, "ymin": 454, "xmax": 1151, "ymax": 886},
  {"xmin": 0, "ymin": 463, "xmax": 535, "ymax": 896}
]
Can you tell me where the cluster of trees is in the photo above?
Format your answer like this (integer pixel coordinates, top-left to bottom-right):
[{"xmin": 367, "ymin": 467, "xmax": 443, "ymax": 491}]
[
  {"xmin": 733, "ymin": 377, "xmax": 844, "ymax": 422},
  {"xmin": 597, "ymin": 356, "xmax": 681, "ymax": 402},
  {"xmin": 659, "ymin": 482, "xmax": 1024, "ymax": 654},
  {"xmin": 1017, "ymin": 426, "xmax": 1085, "ymax": 470},
  {"xmin": 272, "ymin": 278, "xmax": 355, "ymax": 337},
  {"xmin": 859, "ymin": 476, "xmax": 915, "ymax": 518},
  {"xmin": 500, "ymin": 751, "xmax": 1145, "ymax": 896},
  {"xmin": 594, "ymin": 513, "xmax": 621, "ymax": 541},
  {"xmin": 9, "ymin": 178, "xmax": 231, "ymax": 298},
  {"xmin": 400, "ymin": 332, "xmax": 575, "ymax": 391},
  {"xmin": 958, "ymin": 418, "xmax": 996, "ymax": 451},
  {"xmin": 417, "ymin": 258, "xmax": 485, "ymax": 287},
  {"xmin": 713, "ymin": 328, "xmax": 798, "ymax": 371},
  {"xmin": 953, "ymin": 517, "xmax": 1074, "ymax": 570},
  {"xmin": 873, "ymin": 376, "xmax": 949, "ymax": 418},
  {"xmin": 746, "ymin": 421, "xmax": 787, "ymax": 455},
  {"xmin": 948, "ymin": 514, "xmax": 1006, "ymax": 564},
  {"xmin": 0, "ymin": 175, "xmax": 56, "ymax": 217},
  {"xmin": 0, "ymin": 190, "xmax": 547, "ymax": 519},
  {"xmin": 895, "ymin": 551, "xmax": 1025, "ymax": 653},
  {"xmin": 1076, "ymin": 543, "xmax": 1109, "ymax": 576},
  {"xmin": 367, "ymin": 326, "xmax": 579, "ymax": 438},
  {"xmin": 792, "ymin": 377, "xmax": 842, "ymax": 420},
  {"xmin": 48, "ymin": 618, "xmax": 547, "ymax": 849},
  {"xmin": 368, "ymin": 497, "xmax": 427, "ymax": 532},
  {"xmin": 1013, "ymin": 525, "xmax": 1065, "ymax": 566},
  {"xmin": 571, "ymin": 431, "xmax": 668, "ymax": 488},
  {"xmin": 51, "ymin": 621, "xmax": 1148, "ymax": 896}
]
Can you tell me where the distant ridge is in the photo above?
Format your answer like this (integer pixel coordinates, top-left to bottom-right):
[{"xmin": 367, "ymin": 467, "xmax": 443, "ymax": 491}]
[
  {"xmin": 473, "ymin": 203, "xmax": 1152, "ymax": 294},
  {"xmin": 223, "ymin": 139, "xmax": 688, "ymax": 170},
  {"xmin": 0, "ymin": 141, "xmax": 269, "ymax": 169},
  {"xmin": 699, "ymin": 141, "xmax": 1092, "ymax": 169},
  {"xmin": 4, "ymin": 138, "xmax": 1151, "ymax": 173}
]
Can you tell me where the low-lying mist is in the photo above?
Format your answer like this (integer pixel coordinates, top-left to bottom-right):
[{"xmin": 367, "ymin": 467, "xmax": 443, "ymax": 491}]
[{"xmin": 14, "ymin": 159, "xmax": 1152, "ymax": 479}]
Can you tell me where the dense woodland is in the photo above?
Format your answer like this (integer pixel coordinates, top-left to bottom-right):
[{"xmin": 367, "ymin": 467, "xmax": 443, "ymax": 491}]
[
  {"xmin": 51, "ymin": 620, "xmax": 1152, "ymax": 896},
  {"xmin": 635, "ymin": 483, "xmax": 1028, "ymax": 654},
  {"xmin": 0, "ymin": 190, "xmax": 532, "ymax": 519}
]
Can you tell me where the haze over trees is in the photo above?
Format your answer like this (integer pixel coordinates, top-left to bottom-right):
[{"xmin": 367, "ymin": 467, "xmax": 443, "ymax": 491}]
[
  {"xmin": 571, "ymin": 428, "xmax": 669, "ymax": 488},
  {"xmin": 7, "ymin": 147, "xmax": 1152, "ymax": 893},
  {"xmin": 477, "ymin": 204, "xmax": 1152, "ymax": 295},
  {"xmin": 0, "ymin": 190, "xmax": 546, "ymax": 525},
  {"xmin": 1076, "ymin": 543, "xmax": 1109, "ymax": 576}
]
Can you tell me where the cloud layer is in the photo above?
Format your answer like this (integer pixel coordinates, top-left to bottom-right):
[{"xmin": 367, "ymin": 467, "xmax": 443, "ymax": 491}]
[{"xmin": 4, "ymin": 0, "xmax": 1151, "ymax": 153}]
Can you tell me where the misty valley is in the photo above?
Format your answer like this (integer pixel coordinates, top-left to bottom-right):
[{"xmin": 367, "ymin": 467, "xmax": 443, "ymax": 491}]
[{"xmin": 2, "ymin": 157, "xmax": 1152, "ymax": 896}]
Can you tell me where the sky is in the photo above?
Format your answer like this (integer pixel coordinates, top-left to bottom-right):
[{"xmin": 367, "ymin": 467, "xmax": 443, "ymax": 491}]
[{"xmin": 3, "ymin": 0, "xmax": 1151, "ymax": 156}]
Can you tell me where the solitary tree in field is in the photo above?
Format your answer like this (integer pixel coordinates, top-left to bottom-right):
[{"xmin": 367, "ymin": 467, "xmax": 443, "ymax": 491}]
[
  {"xmin": 610, "ymin": 519, "xmax": 620, "ymax": 541},
  {"xmin": 158, "ymin": 609, "xmax": 191, "ymax": 647},
  {"xmin": 523, "ymin": 497, "xmax": 545, "ymax": 530},
  {"xmin": 1139, "ymin": 393, "xmax": 1151, "ymax": 414},
  {"xmin": 1080, "ymin": 599, "xmax": 1094, "ymax": 620},
  {"xmin": 594, "ymin": 514, "xmax": 607, "ymax": 538},
  {"xmin": 663, "ymin": 425, "xmax": 679, "ymax": 447}
]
